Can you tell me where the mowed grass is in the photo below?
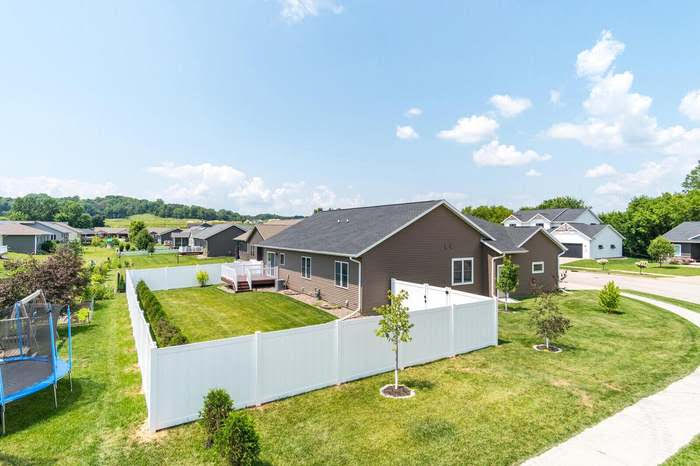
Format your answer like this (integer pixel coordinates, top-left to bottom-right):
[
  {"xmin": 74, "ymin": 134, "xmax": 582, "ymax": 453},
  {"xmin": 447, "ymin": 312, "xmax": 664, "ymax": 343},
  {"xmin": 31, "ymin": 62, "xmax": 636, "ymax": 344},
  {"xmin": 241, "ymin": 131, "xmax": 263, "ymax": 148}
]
[
  {"xmin": 563, "ymin": 257, "xmax": 700, "ymax": 276},
  {"xmin": 622, "ymin": 290, "xmax": 700, "ymax": 313},
  {"xmin": 665, "ymin": 435, "xmax": 700, "ymax": 465},
  {"xmin": 105, "ymin": 214, "xmax": 229, "ymax": 229},
  {"xmin": 154, "ymin": 287, "xmax": 336, "ymax": 341},
  {"xmin": 2, "ymin": 290, "xmax": 697, "ymax": 465}
]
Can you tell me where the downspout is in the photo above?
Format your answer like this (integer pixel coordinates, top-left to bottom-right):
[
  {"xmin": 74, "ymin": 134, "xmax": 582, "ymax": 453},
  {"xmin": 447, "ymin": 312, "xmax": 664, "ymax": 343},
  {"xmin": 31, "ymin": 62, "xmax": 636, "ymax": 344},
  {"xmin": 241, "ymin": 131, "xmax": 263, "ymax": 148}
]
[
  {"xmin": 345, "ymin": 256, "xmax": 362, "ymax": 319},
  {"xmin": 490, "ymin": 254, "xmax": 504, "ymax": 297}
]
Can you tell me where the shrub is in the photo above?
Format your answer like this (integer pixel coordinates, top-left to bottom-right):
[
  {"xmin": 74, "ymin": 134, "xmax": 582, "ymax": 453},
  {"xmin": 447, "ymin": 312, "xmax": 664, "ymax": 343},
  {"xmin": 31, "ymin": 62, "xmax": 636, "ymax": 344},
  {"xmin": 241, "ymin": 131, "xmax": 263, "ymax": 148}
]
[
  {"xmin": 647, "ymin": 236, "xmax": 675, "ymax": 266},
  {"xmin": 215, "ymin": 412, "xmax": 261, "ymax": 466},
  {"xmin": 125, "ymin": 242, "xmax": 131, "ymax": 251},
  {"xmin": 41, "ymin": 240, "xmax": 57, "ymax": 253},
  {"xmin": 635, "ymin": 260, "xmax": 648, "ymax": 274},
  {"xmin": 135, "ymin": 280, "xmax": 188, "ymax": 347},
  {"xmin": 91, "ymin": 236, "xmax": 104, "ymax": 247},
  {"xmin": 599, "ymin": 281, "xmax": 621, "ymax": 313},
  {"xmin": 147, "ymin": 243, "xmax": 155, "ymax": 254},
  {"xmin": 200, "ymin": 389, "xmax": 234, "ymax": 448},
  {"xmin": 196, "ymin": 270, "xmax": 210, "ymax": 287},
  {"xmin": 116, "ymin": 272, "xmax": 126, "ymax": 293}
]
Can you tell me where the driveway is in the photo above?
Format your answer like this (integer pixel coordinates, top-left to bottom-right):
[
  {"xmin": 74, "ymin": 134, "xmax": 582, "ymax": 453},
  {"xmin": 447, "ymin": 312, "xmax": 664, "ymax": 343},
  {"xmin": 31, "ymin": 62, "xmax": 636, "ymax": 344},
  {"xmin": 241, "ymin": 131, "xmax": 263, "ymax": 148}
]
[{"xmin": 563, "ymin": 270, "xmax": 700, "ymax": 304}]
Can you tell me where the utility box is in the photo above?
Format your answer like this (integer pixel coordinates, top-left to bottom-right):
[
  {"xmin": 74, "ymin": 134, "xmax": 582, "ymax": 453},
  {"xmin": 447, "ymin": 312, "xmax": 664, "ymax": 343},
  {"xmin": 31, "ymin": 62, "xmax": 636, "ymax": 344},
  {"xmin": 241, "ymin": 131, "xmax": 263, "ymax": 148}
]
[{"xmin": 275, "ymin": 279, "xmax": 286, "ymax": 291}]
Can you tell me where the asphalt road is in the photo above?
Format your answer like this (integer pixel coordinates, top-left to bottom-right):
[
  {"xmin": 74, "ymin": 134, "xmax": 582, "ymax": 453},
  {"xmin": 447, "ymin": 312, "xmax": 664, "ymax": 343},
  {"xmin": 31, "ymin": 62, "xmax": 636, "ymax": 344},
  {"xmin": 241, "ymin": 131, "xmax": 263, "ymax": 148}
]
[{"xmin": 563, "ymin": 269, "xmax": 700, "ymax": 304}]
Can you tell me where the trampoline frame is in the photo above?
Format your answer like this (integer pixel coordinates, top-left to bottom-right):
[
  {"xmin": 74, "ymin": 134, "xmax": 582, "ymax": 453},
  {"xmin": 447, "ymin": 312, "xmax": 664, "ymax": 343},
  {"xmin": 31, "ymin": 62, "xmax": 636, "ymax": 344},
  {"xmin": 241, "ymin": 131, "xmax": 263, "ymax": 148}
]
[{"xmin": 0, "ymin": 291, "xmax": 73, "ymax": 434}]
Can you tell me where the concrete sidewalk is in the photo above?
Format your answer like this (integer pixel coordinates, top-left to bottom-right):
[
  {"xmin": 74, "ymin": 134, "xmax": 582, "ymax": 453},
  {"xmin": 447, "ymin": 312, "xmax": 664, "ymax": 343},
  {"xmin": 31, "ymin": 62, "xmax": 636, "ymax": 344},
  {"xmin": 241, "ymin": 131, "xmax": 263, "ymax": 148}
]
[{"xmin": 523, "ymin": 294, "xmax": 700, "ymax": 466}]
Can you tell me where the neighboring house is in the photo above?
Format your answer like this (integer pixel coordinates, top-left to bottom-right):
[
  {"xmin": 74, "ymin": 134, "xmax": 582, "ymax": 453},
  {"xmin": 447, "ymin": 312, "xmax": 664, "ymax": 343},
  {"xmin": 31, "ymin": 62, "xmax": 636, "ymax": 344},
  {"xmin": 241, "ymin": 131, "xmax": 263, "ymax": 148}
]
[
  {"xmin": 21, "ymin": 221, "xmax": 69, "ymax": 243},
  {"xmin": 258, "ymin": 200, "xmax": 565, "ymax": 314},
  {"xmin": 663, "ymin": 222, "xmax": 700, "ymax": 260},
  {"xmin": 190, "ymin": 223, "xmax": 247, "ymax": 257},
  {"xmin": 0, "ymin": 222, "xmax": 54, "ymax": 254},
  {"xmin": 236, "ymin": 219, "xmax": 301, "ymax": 261},
  {"xmin": 74, "ymin": 227, "xmax": 96, "ymax": 244},
  {"xmin": 148, "ymin": 227, "xmax": 181, "ymax": 244},
  {"xmin": 502, "ymin": 208, "xmax": 623, "ymax": 259},
  {"xmin": 94, "ymin": 227, "xmax": 129, "ymax": 239},
  {"xmin": 171, "ymin": 224, "xmax": 210, "ymax": 248}
]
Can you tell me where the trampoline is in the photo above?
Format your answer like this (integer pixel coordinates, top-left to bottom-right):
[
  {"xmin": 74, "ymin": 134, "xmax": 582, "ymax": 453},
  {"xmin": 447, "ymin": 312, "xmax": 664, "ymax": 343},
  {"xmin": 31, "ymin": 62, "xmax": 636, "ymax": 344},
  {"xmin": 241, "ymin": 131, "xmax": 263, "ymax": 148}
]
[{"xmin": 0, "ymin": 290, "xmax": 73, "ymax": 434}]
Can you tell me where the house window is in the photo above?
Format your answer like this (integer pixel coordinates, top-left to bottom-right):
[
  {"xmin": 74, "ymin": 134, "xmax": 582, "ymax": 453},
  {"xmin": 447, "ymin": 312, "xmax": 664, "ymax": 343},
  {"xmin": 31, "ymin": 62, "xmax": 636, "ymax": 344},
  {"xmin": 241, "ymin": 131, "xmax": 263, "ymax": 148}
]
[
  {"xmin": 266, "ymin": 251, "xmax": 276, "ymax": 267},
  {"xmin": 280, "ymin": 253, "xmax": 285, "ymax": 266},
  {"xmin": 508, "ymin": 223, "xmax": 517, "ymax": 227},
  {"xmin": 536, "ymin": 223, "xmax": 544, "ymax": 227},
  {"xmin": 598, "ymin": 244, "xmax": 604, "ymax": 249},
  {"xmin": 451, "ymin": 258, "xmax": 474, "ymax": 285},
  {"xmin": 301, "ymin": 256, "xmax": 312, "ymax": 279},
  {"xmin": 674, "ymin": 243, "xmax": 682, "ymax": 257},
  {"xmin": 610, "ymin": 244, "xmax": 616, "ymax": 249},
  {"xmin": 334, "ymin": 261, "xmax": 349, "ymax": 288},
  {"xmin": 532, "ymin": 261, "xmax": 544, "ymax": 274}
]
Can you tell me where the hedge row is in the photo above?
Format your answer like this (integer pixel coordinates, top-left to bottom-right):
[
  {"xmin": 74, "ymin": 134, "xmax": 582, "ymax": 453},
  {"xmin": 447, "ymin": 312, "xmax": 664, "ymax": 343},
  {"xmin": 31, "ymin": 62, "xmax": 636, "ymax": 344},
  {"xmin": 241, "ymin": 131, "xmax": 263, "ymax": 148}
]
[{"xmin": 135, "ymin": 280, "xmax": 188, "ymax": 347}]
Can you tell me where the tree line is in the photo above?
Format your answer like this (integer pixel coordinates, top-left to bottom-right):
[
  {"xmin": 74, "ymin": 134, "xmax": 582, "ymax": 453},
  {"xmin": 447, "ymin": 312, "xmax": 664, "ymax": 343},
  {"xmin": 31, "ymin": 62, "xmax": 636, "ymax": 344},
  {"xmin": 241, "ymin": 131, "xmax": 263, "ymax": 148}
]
[{"xmin": 0, "ymin": 193, "xmax": 301, "ymax": 228}]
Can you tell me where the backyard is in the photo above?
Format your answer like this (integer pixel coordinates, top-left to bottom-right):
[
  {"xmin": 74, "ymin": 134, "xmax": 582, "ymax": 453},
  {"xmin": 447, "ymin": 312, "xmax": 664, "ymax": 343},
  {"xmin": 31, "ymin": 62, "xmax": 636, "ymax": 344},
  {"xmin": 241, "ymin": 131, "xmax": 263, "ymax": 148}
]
[
  {"xmin": 1, "ymin": 287, "xmax": 698, "ymax": 464},
  {"xmin": 154, "ymin": 287, "xmax": 336, "ymax": 342},
  {"xmin": 563, "ymin": 257, "xmax": 700, "ymax": 276}
]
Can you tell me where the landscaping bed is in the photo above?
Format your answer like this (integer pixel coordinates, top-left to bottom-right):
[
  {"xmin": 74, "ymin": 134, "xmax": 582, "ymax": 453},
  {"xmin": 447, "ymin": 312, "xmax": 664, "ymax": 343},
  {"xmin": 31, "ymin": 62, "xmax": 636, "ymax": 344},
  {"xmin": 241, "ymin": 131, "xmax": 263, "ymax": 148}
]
[
  {"xmin": 154, "ymin": 287, "xmax": 337, "ymax": 342},
  {"xmin": 1, "ymin": 289, "xmax": 698, "ymax": 465},
  {"xmin": 563, "ymin": 257, "xmax": 700, "ymax": 276}
]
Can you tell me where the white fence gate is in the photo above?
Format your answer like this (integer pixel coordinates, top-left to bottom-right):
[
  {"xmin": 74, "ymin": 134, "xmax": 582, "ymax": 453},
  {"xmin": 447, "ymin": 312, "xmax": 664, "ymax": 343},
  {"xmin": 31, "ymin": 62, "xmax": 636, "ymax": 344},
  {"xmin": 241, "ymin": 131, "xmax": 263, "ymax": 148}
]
[{"xmin": 126, "ymin": 266, "xmax": 498, "ymax": 431}]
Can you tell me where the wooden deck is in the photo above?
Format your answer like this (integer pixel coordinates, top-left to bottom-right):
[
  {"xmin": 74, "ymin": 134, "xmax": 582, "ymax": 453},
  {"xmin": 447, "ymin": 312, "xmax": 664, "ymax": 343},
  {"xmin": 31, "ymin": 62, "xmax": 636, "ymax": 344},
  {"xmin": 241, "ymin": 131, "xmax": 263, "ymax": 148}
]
[{"xmin": 222, "ymin": 274, "xmax": 276, "ymax": 292}]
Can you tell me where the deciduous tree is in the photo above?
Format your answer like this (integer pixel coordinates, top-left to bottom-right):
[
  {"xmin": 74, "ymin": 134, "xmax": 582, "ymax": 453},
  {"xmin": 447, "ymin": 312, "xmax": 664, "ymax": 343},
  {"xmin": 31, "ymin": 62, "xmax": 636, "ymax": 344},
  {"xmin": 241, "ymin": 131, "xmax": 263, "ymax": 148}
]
[
  {"xmin": 374, "ymin": 290, "xmax": 413, "ymax": 390},
  {"xmin": 496, "ymin": 256, "xmax": 519, "ymax": 311},
  {"xmin": 647, "ymin": 236, "xmax": 675, "ymax": 266}
]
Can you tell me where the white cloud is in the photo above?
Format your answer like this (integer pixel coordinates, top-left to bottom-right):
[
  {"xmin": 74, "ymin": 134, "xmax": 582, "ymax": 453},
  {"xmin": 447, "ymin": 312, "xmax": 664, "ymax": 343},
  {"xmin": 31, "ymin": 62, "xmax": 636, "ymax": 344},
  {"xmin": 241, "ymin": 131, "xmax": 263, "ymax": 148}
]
[
  {"xmin": 489, "ymin": 94, "xmax": 532, "ymax": 117},
  {"xmin": 0, "ymin": 175, "xmax": 116, "ymax": 198},
  {"xmin": 396, "ymin": 125, "xmax": 419, "ymax": 140},
  {"xmin": 576, "ymin": 30, "xmax": 625, "ymax": 78},
  {"xmin": 472, "ymin": 140, "xmax": 551, "ymax": 166},
  {"xmin": 147, "ymin": 162, "xmax": 360, "ymax": 215},
  {"xmin": 525, "ymin": 169, "xmax": 542, "ymax": 177},
  {"xmin": 405, "ymin": 107, "xmax": 422, "ymax": 117},
  {"xmin": 593, "ymin": 158, "xmax": 687, "ymax": 196},
  {"xmin": 679, "ymin": 90, "xmax": 700, "ymax": 121},
  {"xmin": 585, "ymin": 163, "xmax": 617, "ymax": 178},
  {"xmin": 279, "ymin": 0, "xmax": 343, "ymax": 23},
  {"xmin": 550, "ymin": 90, "xmax": 561, "ymax": 105},
  {"xmin": 437, "ymin": 115, "xmax": 499, "ymax": 144}
]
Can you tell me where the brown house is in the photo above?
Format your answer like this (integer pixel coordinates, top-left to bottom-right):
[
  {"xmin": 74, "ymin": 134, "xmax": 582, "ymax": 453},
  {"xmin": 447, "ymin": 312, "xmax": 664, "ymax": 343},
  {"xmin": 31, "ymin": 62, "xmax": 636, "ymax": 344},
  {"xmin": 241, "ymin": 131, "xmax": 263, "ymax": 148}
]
[
  {"xmin": 235, "ymin": 219, "xmax": 301, "ymax": 261},
  {"xmin": 257, "ymin": 200, "xmax": 566, "ymax": 314}
]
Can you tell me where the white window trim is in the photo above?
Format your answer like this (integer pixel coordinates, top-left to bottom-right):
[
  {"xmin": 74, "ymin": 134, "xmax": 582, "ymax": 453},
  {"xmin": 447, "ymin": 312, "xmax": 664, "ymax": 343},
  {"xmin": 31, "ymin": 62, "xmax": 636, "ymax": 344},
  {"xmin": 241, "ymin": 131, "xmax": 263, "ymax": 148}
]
[
  {"xmin": 280, "ymin": 253, "xmax": 285, "ymax": 265},
  {"xmin": 673, "ymin": 243, "xmax": 682, "ymax": 257},
  {"xmin": 532, "ymin": 261, "xmax": 545, "ymax": 274},
  {"xmin": 451, "ymin": 257, "xmax": 474, "ymax": 286},
  {"xmin": 301, "ymin": 256, "xmax": 312, "ymax": 279},
  {"xmin": 334, "ymin": 260, "xmax": 349, "ymax": 289}
]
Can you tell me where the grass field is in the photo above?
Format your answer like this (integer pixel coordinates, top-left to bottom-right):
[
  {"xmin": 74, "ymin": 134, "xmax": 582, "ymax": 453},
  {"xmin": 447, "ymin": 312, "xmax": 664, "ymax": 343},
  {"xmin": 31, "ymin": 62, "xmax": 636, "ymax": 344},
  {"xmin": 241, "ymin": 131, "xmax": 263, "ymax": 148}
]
[
  {"xmin": 105, "ymin": 214, "xmax": 232, "ymax": 229},
  {"xmin": 1, "ymin": 290, "xmax": 697, "ymax": 464},
  {"xmin": 155, "ymin": 287, "xmax": 336, "ymax": 341},
  {"xmin": 623, "ymin": 290, "xmax": 700, "ymax": 313},
  {"xmin": 562, "ymin": 257, "xmax": 700, "ymax": 276}
]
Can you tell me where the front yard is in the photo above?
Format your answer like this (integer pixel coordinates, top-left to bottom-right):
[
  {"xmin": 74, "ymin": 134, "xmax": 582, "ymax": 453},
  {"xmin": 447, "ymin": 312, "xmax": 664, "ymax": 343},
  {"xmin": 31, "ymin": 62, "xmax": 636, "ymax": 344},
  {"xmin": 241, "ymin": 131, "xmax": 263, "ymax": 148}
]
[
  {"xmin": 563, "ymin": 257, "xmax": 700, "ymax": 276},
  {"xmin": 1, "ymin": 288, "xmax": 698, "ymax": 464},
  {"xmin": 154, "ymin": 287, "xmax": 336, "ymax": 342}
]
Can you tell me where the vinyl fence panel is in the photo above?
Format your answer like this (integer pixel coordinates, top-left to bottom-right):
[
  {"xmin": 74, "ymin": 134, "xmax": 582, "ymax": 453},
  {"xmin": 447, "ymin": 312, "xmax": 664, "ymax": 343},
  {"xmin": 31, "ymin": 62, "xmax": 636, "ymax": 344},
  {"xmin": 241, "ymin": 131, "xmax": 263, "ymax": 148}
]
[
  {"xmin": 400, "ymin": 306, "xmax": 453, "ymax": 367},
  {"xmin": 338, "ymin": 316, "xmax": 394, "ymax": 381}
]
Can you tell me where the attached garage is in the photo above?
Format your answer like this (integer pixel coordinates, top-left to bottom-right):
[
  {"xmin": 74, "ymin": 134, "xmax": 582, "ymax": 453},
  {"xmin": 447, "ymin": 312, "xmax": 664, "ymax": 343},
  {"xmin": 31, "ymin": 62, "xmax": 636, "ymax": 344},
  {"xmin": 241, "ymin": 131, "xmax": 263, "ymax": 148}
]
[{"xmin": 562, "ymin": 243, "xmax": 583, "ymax": 258}]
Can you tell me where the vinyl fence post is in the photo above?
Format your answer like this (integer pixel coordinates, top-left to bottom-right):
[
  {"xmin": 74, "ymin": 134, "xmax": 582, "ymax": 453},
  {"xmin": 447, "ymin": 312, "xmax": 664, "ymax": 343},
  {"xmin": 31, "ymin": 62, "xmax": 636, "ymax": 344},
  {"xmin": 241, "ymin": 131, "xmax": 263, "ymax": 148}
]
[
  {"xmin": 492, "ymin": 296, "xmax": 499, "ymax": 347},
  {"xmin": 254, "ymin": 331, "xmax": 261, "ymax": 406},
  {"xmin": 450, "ymin": 303, "xmax": 456, "ymax": 357},
  {"xmin": 424, "ymin": 283, "xmax": 429, "ymax": 309},
  {"xmin": 334, "ymin": 320, "xmax": 341, "ymax": 386},
  {"xmin": 148, "ymin": 346, "xmax": 158, "ymax": 432}
]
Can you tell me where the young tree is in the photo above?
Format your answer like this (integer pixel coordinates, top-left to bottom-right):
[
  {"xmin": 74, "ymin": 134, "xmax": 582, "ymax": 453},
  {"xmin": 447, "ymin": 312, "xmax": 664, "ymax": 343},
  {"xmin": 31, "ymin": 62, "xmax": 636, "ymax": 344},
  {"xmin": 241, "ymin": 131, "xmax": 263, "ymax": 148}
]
[
  {"xmin": 200, "ymin": 388, "xmax": 234, "ymax": 448},
  {"xmin": 374, "ymin": 290, "xmax": 413, "ymax": 390},
  {"xmin": 461, "ymin": 205, "xmax": 513, "ymax": 223},
  {"xmin": 196, "ymin": 270, "xmax": 209, "ymax": 287},
  {"xmin": 599, "ymin": 281, "xmax": 621, "ymax": 313},
  {"xmin": 496, "ymin": 256, "xmax": 519, "ymax": 311},
  {"xmin": 529, "ymin": 292, "xmax": 572, "ymax": 350},
  {"xmin": 647, "ymin": 236, "xmax": 675, "ymax": 266},
  {"xmin": 682, "ymin": 160, "xmax": 700, "ymax": 192},
  {"xmin": 635, "ymin": 260, "xmax": 649, "ymax": 274},
  {"xmin": 132, "ymin": 228, "xmax": 154, "ymax": 251},
  {"xmin": 129, "ymin": 220, "xmax": 147, "ymax": 240},
  {"xmin": 596, "ymin": 258, "xmax": 609, "ymax": 271}
]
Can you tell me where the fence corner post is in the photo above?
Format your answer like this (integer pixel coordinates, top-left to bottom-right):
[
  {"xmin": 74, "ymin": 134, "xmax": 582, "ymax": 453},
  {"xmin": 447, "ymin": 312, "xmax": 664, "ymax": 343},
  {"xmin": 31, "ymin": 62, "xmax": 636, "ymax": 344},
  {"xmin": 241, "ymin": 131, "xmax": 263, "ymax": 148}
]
[
  {"xmin": 334, "ymin": 320, "xmax": 341, "ymax": 386},
  {"xmin": 493, "ymin": 296, "xmax": 499, "ymax": 347},
  {"xmin": 254, "ymin": 331, "xmax": 261, "ymax": 406},
  {"xmin": 450, "ymin": 303, "xmax": 456, "ymax": 357}
]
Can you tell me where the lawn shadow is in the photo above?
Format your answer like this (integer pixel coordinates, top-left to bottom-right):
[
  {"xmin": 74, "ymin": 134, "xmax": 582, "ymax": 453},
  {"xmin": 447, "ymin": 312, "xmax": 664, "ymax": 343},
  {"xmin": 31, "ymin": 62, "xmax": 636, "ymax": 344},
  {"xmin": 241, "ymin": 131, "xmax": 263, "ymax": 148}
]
[
  {"xmin": 0, "ymin": 452, "xmax": 56, "ymax": 466},
  {"xmin": 2, "ymin": 376, "xmax": 103, "ymax": 436},
  {"xmin": 497, "ymin": 338, "xmax": 512, "ymax": 345},
  {"xmin": 403, "ymin": 378, "xmax": 436, "ymax": 390}
]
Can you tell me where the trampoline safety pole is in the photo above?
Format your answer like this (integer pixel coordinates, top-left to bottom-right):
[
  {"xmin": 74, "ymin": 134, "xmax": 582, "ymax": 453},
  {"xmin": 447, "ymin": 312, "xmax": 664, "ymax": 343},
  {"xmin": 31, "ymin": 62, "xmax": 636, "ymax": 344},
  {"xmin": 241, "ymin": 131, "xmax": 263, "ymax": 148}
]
[
  {"xmin": 67, "ymin": 305, "xmax": 73, "ymax": 392},
  {"xmin": 48, "ymin": 303, "xmax": 58, "ymax": 409},
  {"xmin": 15, "ymin": 302, "xmax": 23, "ymax": 357}
]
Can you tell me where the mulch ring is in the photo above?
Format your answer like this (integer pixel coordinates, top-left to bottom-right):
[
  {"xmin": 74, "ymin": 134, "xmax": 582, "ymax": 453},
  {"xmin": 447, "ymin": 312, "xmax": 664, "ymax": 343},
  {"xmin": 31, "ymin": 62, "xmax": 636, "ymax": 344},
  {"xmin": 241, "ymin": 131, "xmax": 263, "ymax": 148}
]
[
  {"xmin": 533, "ymin": 344, "xmax": 562, "ymax": 353},
  {"xmin": 380, "ymin": 384, "xmax": 415, "ymax": 399}
]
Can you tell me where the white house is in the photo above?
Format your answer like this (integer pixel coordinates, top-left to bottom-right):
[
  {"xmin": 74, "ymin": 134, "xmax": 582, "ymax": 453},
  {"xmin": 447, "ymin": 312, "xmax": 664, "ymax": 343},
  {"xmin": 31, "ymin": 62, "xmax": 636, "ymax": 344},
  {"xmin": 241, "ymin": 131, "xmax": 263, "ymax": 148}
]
[{"xmin": 502, "ymin": 208, "xmax": 624, "ymax": 259}]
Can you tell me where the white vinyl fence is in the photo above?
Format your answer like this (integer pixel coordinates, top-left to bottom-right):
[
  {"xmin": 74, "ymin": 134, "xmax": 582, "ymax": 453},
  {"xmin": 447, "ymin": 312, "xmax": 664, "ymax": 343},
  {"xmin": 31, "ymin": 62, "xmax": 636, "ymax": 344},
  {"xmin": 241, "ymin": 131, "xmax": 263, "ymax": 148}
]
[{"xmin": 126, "ymin": 266, "xmax": 498, "ymax": 431}]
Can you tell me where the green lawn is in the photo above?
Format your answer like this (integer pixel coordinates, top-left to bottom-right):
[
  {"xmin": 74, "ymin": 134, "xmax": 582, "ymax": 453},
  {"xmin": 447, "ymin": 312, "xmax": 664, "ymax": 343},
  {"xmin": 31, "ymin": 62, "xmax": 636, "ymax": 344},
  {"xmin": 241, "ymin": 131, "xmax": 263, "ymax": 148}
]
[
  {"xmin": 154, "ymin": 287, "xmax": 336, "ymax": 342},
  {"xmin": 623, "ymin": 290, "xmax": 700, "ymax": 313},
  {"xmin": 1, "ymin": 290, "xmax": 698, "ymax": 464},
  {"xmin": 665, "ymin": 435, "xmax": 700, "ymax": 465},
  {"xmin": 106, "ymin": 213, "xmax": 232, "ymax": 229},
  {"xmin": 563, "ymin": 257, "xmax": 700, "ymax": 276}
]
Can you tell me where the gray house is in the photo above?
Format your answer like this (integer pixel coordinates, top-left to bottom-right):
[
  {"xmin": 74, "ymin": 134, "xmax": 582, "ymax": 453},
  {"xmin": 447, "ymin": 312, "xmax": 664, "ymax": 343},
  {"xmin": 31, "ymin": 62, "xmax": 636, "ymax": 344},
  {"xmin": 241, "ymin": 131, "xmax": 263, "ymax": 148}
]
[
  {"xmin": 0, "ymin": 222, "xmax": 54, "ymax": 254},
  {"xmin": 148, "ymin": 227, "xmax": 181, "ymax": 244},
  {"xmin": 663, "ymin": 222, "xmax": 700, "ymax": 260},
  {"xmin": 190, "ymin": 223, "xmax": 247, "ymax": 257}
]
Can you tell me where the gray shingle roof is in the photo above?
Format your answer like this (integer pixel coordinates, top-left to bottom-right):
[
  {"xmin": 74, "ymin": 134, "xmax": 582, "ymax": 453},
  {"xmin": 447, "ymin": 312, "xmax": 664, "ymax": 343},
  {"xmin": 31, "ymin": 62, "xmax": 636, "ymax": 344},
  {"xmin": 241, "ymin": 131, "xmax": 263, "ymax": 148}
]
[
  {"xmin": 191, "ymin": 223, "xmax": 246, "ymax": 240},
  {"xmin": 663, "ymin": 222, "xmax": 700, "ymax": 243},
  {"xmin": 259, "ymin": 200, "xmax": 468, "ymax": 256},
  {"xmin": 465, "ymin": 215, "xmax": 530, "ymax": 253},
  {"xmin": 0, "ymin": 221, "xmax": 47, "ymax": 236},
  {"xmin": 560, "ymin": 223, "xmax": 607, "ymax": 238},
  {"xmin": 511, "ymin": 208, "xmax": 592, "ymax": 222}
]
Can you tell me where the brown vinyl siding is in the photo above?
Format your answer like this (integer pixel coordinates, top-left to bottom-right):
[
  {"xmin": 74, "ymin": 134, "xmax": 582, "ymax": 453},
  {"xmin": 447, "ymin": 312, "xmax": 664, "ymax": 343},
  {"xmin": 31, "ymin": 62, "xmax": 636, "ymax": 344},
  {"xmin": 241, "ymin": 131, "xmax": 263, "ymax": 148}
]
[
  {"xmin": 360, "ymin": 205, "xmax": 489, "ymax": 313},
  {"xmin": 263, "ymin": 249, "xmax": 359, "ymax": 310},
  {"xmin": 240, "ymin": 230, "xmax": 264, "ymax": 261},
  {"xmin": 492, "ymin": 230, "xmax": 560, "ymax": 297}
]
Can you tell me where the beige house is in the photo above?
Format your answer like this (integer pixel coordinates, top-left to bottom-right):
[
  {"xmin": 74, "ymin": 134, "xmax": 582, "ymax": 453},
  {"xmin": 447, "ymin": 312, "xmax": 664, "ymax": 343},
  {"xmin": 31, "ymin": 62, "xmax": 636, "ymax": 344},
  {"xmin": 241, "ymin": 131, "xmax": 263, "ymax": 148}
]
[{"xmin": 235, "ymin": 219, "xmax": 300, "ymax": 260}]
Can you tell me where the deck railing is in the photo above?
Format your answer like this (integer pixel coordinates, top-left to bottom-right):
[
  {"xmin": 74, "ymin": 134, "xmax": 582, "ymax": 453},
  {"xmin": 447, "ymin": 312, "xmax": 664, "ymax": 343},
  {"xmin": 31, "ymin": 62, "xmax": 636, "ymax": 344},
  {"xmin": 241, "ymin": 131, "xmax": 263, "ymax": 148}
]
[
  {"xmin": 221, "ymin": 265, "xmax": 239, "ymax": 290},
  {"xmin": 178, "ymin": 245, "xmax": 204, "ymax": 254},
  {"xmin": 0, "ymin": 245, "xmax": 7, "ymax": 255}
]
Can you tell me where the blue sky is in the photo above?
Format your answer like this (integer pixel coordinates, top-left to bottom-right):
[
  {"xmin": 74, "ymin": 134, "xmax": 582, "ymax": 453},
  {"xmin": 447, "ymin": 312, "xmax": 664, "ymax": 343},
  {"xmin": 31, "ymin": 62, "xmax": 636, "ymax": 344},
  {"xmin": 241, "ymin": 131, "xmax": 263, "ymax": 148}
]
[{"xmin": 1, "ymin": 1, "xmax": 698, "ymax": 215}]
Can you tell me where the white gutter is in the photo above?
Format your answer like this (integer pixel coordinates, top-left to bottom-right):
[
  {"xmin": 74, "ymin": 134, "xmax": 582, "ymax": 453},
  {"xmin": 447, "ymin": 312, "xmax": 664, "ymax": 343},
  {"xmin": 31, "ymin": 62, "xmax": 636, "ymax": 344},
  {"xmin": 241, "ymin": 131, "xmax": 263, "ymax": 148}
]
[
  {"xmin": 348, "ymin": 256, "xmax": 362, "ymax": 314},
  {"xmin": 490, "ymin": 254, "xmax": 504, "ymax": 297}
]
